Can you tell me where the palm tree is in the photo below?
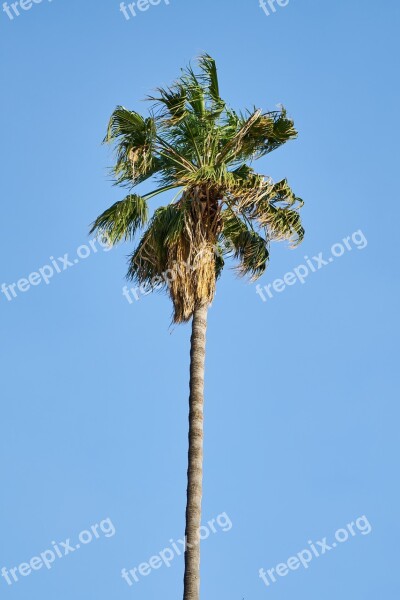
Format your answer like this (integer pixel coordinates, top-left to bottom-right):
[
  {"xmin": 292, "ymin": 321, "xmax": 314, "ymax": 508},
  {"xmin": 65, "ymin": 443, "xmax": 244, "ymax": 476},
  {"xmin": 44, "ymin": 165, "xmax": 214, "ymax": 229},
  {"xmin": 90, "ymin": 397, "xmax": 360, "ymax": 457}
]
[{"xmin": 91, "ymin": 54, "xmax": 304, "ymax": 600}]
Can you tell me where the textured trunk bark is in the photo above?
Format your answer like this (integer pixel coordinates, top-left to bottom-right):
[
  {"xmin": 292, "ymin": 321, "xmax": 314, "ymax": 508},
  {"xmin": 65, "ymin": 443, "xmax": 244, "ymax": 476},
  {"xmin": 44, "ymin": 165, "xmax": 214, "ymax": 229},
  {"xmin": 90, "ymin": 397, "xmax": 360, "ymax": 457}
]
[{"xmin": 183, "ymin": 302, "xmax": 208, "ymax": 600}]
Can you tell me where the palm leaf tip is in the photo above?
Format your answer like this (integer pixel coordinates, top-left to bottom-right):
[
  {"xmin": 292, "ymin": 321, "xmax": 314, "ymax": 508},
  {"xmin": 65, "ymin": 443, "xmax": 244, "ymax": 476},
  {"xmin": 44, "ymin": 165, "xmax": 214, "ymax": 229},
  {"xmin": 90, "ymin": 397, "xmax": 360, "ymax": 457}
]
[{"xmin": 197, "ymin": 53, "xmax": 223, "ymax": 105}]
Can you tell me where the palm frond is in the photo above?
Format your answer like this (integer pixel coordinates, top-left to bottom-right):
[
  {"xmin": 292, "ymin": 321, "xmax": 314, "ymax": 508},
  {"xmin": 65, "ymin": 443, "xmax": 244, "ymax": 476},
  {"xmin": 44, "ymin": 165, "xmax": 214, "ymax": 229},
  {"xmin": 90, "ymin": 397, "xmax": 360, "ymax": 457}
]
[
  {"xmin": 89, "ymin": 194, "xmax": 148, "ymax": 245},
  {"xmin": 197, "ymin": 53, "xmax": 225, "ymax": 117},
  {"xmin": 259, "ymin": 204, "xmax": 305, "ymax": 246},
  {"xmin": 104, "ymin": 107, "xmax": 158, "ymax": 186},
  {"xmin": 148, "ymin": 84, "xmax": 188, "ymax": 124},
  {"xmin": 218, "ymin": 107, "xmax": 297, "ymax": 164},
  {"xmin": 127, "ymin": 204, "xmax": 185, "ymax": 281},
  {"xmin": 221, "ymin": 208, "xmax": 269, "ymax": 279}
]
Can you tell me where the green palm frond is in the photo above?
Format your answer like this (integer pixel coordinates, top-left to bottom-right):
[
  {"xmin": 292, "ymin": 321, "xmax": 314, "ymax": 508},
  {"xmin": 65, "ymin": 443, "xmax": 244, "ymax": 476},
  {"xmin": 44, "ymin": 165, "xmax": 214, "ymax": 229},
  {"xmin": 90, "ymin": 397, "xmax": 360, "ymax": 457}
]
[
  {"xmin": 218, "ymin": 107, "xmax": 297, "ymax": 164},
  {"xmin": 149, "ymin": 85, "xmax": 188, "ymax": 124},
  {"xmin": 234, "ymin": 178, "xmax": 304, "ymax": 245},
  {"xmin": 127, "ymin": 203, "xmax": 185, "ymax": 283},
  {"xmin": 217, "ymin": 109, "xmax": 263, "ymax": 164},
  {"xmin": 221, "ymin": 208, "xmax": 270, "ymax": 279},
  {"xmin": 105, "ymin": 107, "xmax": 158, "ymax": 186},
  {"xmin": 197, "ymin": 53, "xmax": 225, "ymax": 115},
  {"xmin": 90, "ymin": 194, "xmax": 148, "ymax": 245},
  {"xmin": 260, "ymin": 204, "xmax": 305, "ymax": 246}
]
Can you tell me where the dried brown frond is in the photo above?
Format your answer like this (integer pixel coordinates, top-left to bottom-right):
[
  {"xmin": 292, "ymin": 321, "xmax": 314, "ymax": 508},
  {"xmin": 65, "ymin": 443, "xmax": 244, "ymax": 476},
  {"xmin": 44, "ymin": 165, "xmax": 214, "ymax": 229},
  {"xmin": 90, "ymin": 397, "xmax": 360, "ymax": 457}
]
[{"xmin": 168, "ymin": 191, "xmax": 219, "ymax": 323}]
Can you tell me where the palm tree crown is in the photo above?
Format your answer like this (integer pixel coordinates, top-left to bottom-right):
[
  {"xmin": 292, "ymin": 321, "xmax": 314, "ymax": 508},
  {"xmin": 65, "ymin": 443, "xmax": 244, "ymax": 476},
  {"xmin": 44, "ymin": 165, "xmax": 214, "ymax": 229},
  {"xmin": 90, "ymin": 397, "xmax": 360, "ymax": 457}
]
[{"xmin": 91, "ymin": 54, "xmax": 304, "ymax": 322}]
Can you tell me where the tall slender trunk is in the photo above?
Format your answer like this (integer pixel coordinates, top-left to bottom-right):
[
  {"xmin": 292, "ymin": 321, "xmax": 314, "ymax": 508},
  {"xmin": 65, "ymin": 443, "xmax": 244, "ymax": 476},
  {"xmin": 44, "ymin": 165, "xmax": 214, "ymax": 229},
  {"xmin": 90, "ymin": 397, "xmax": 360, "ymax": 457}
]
[{"xmin": 183, "ymin": 302, "xmax": 208, "ymax": 600}]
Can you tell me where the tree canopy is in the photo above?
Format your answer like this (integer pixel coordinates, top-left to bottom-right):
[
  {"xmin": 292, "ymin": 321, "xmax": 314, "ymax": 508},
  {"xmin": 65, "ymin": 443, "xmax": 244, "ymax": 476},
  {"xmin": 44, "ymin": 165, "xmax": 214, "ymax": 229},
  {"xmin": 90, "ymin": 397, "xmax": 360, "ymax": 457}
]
[{"xmin": 91, "ymin": 54, "xmax": 304, "ymax": 322}]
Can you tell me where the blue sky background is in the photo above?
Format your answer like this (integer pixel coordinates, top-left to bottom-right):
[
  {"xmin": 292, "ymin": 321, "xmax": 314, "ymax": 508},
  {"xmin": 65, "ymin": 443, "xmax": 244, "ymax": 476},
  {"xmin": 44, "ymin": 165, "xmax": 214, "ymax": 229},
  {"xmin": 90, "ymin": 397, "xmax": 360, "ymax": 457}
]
[{"xmin": 1, "ymin": 0, "xmax": 399, "ymax": 598}]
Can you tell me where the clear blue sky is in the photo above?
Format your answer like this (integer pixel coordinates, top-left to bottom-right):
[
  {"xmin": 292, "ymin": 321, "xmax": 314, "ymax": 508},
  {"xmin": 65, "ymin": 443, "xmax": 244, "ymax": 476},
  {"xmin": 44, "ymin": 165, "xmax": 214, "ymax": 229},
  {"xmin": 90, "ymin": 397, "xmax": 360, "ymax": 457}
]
[{"xmin": 1, "ymin": 0, "xmax": 399, "ymax": 598}]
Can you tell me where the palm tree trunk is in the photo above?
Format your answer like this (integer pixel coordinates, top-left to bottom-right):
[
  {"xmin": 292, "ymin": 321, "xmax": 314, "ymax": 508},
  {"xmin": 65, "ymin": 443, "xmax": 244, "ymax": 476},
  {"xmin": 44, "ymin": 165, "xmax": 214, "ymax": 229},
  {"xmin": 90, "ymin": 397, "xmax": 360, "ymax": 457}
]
[{"xmin": 183, "ymin": 301, "xmax": 208, "ymax": 600}]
